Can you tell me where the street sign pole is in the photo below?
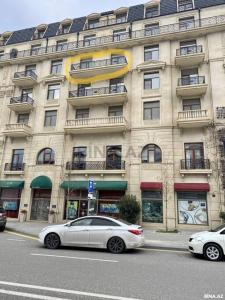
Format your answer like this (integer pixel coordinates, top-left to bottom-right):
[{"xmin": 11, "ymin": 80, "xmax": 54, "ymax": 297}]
[{"xmin": 88, "ymin": 179, "xmax": 94, "ymax": 216}]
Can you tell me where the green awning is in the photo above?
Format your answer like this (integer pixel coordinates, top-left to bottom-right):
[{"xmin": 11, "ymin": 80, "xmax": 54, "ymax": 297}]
[
  {"xmin": 0, "ymin": 180, "xmax": 24, "ymax": 189},
  {"xmin": 60, "ymin": 181, "xmax": 127, "ymax": 191},
  {"xmin": 30, "ymin": 176, "xmax": 52, "ymax": 189}
]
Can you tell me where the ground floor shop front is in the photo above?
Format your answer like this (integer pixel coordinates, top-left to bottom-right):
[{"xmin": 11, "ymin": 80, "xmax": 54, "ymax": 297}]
[{"xmin": 0, "ymin": 178, "xmax": 222, "ymax": 229}]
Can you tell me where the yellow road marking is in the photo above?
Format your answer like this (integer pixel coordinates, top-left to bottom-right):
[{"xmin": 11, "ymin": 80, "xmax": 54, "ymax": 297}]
[{"xmin": 5, "ymin": 230, "xmax": 38, "ymax": 241}]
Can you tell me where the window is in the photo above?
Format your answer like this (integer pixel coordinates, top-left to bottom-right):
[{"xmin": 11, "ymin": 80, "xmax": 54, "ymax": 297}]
[
  {"xmin": 88, "ymin": 19, "xmax": 99, "ymax": 29},
  {"xmin": 91, "ymin": 218, "xmax": 119, "ymax": 226},
  {"xmin": 25, "ymin": 65, "xmax": 36, "ymax": 76},
  {"xmin": 44, "ymin": 110, "xmax": 57, "ymax": 127},
  {"xmin": 30, "ymin": 44, "xmax": 41, "ymax": 56},
  {"xmin": 142, "ymin": 191, "xmax": 163, "ymax": 223},
  {"xmin": 141, "ymin": 144, "xmax": 162, "ymax": 163},
  {"xmin": 178, "ymin": 0, "xmax": 193, "ymax": 12},
  {"xmin": 60, "ymin": 24, "xmax": 71, "ymax": 34},
  {"xmin": 47, "ymin": 84, "xmax": 60, "ymax": 100},
  {"xmin": 71, "ymin": 218, "xmax": 92, "ymax": 226},
  {"xmin": 110, "ymin": 78, "xmax": 124, "ymax": 93},
  {"xmin": 37, "ymin": 148, "xmax": 55, "ymax": 165},
  {"xmin": 76, "ymin": 108, "xmax": 89, "ymax": 119},
  {"xmin": 144, "ymin": 101, "xmax": 160, "ymax": 120},
  {"xmin": 0, "ymin": 51, "xmax": 4, "ymax": 59},
  {"xmin": 177, "ymin": 192, "xmax": 208, "ymax": 225},
  {"xmin": 33, "ymin": 29, "xmax": 45, "ymax": 39},
  {"xmin": 180, "ymin": 40, "xmax": 197, "ymax": 55},
  {"xmin": 11, "ymin": 149, "xmax": 24, "ymax": 170},
  {"xmin": 113, "ymin": 29, "xmax": 127, "ymax": 41},
  {"xmin": 21, "ymin": 89, "xmax": 33, "ymax": 101},
  {"xmin": 145, "ymin": 6, "xmax": 159, "ymax": 18},
  {"xmin": 51, "ymin": 60, "xmax": 62, "ymax": 74},
  {"xmin": 106, "ymin": 146, "xmax": 122, "ymax": 169},
  {"xmin": 73, "ymin": 147, "xmax": 87, "ymax": 161},
  {"xmin": 78, "ymin": 84, "xmax": 91, "ymax": 96},
  {"xmin": 180, "ymin": 68, "xmax": 199, "ymax": 85},
  {"xmin": 145, "ymin": 23, "xmax": 160, "ymax": 36},
  {"xmin": 179, "ymin": 17, "xmax": 195, "ymax": 30},
  {"xmin": 144, "ymin": 45, "xmax": 159, "ymax": 61},
  {"xmin": 183, "ymin": 99, "xmax": 201, "ymax": 111},
  {"xmin": 144, "ymin": 72, "xmax": 160, "ymax": 89},
  {"xmin": 56, "ymin": 40, "xmax": 67, "ymax": 51},
  {"xmin": 84, "ymin": 35, "xmax": 96, "ymax": 46},
  {"xmin": 116, "ymin": 13, "xmax": 127, "ymax": 24},
  {"xmin": 18, "ymin": 113, "xmax": 29, "ymax": 124},
  {"xmin": 111, "ymin": 54, "xmax": 125, "ymax": 65},
  {"xmin": 184, "ymin": 143, "xmax": 204, "ymax": 169},
  {"xmin": 80, "ymin": 58, "xmax": 93, "ymax": 69},
  {"xmin": 108, "ymin": 106, "xmax": 123, "ymax": 117}
]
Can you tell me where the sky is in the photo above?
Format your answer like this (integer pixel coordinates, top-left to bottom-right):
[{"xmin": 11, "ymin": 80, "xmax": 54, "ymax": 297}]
[{"xmin": 0, "ymin": 0, "xmax": 141, "ymax": 33}]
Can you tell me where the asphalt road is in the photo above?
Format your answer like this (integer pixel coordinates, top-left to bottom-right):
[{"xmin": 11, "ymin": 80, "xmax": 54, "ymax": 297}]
[{"xmin": 0, "ymin": 231, "xmax": 224, "ymax": 300}]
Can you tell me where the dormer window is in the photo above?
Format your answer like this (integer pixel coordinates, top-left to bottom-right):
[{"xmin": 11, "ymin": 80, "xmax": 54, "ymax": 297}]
[
  {"xmin": 178, "ymin": 0, "xmax": 194, "ymax": 12},
  {"xmin": 58, "ymin": 24, "xmax": 71, "ymax": 35},
  {"xmin": 33, "ymin": 29, "xmax": 45, "ymax": 40},
  {"xmin": 116, "ymin": 13, "xmax": 127, "ymax": 24},
  {"xmin": 88, "ymin": 19, "xmax": 100, "ymax": 29},
  {"xmin": 145, "ymin": 5, "xmax": 159, "ymax": 18}
]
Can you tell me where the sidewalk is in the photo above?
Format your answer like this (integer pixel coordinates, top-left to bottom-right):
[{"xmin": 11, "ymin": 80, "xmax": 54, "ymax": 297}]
[{"xmin": 5, "ymin": 220, "xmax": 198, "ymax": 251}]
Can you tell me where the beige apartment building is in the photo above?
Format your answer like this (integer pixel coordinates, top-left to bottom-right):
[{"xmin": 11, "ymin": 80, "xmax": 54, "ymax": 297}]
[{"xmin": 0, "ymin": 0, "xmax": 225, "ymax": 230}]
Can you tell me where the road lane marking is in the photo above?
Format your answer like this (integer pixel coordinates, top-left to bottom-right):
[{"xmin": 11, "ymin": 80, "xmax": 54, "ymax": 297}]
[
  {"xmin": 0, "ymin": 281, "xmax": 143, "ymax": 300},
  {"xmin": 139, "ymin": 248, "xmax": 189, "ymax": 254},
  {"xmin": 31, "ymin": 253, "xmax": 119, "ymax": 263},
  {"xmin": 0, "ymin": 289, "xmax": 69, "ymax": 300},
  {"xmin": 7, "ymin": 238, "xmax": 26, "ymax": 242},
  {"xmin": 5, "ymin": 230, "xmax": 38, "ymax": 240}
]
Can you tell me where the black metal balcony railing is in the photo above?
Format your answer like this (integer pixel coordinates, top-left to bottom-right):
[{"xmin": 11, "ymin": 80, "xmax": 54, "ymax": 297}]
[
  {"xmin": 69, "ymin": 85, "xmax": 127, "ymax": 98},
  {"xmin": 216, "ymin": 107, "xmax": 225, "ymax": 119},
  {"xmin": 176, "ymin": 45, "xmax": 203, "ymax": 56},
  {"xmin": 178, "ymin": 3, "xmax": 193, "ymax": 12},
  {"xmin": 14, "ymin": 70, "xmax": 37, "ymax": 80},
  {"xmin": 66, "ymin": 160, "xmax": 125, "ymax": 171},
  {"xmin": 178, "ymin": 110, "xmax": 208, "ymax": 120},
  {"xmin": 1, "ymin": 14, "xmax": 225, "ymax": 62},
  {"xmin": 10, "ymin": 95, "xmax": 34, "ymax": 105},
  {"xmin": 84, "ymin": 18, "xmax": 127, "ymax": 30},
  {"xmin": 4, "ymin": 163, "xmax": 25, "ymax": 171},
  {"xmin": 178, "ymin": 75, "xmax": 205, "ymax": 86},
  {"xmin": 180, "ymin": 159, "xmax": 210, "ymax": 170},
  {"xmin": 71, "ymin": 56, "xmax": 127, "ymax": 71}
]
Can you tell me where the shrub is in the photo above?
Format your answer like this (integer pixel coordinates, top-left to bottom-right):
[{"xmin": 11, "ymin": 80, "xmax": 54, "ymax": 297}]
[
  {"xmin": 219, "ymin": 211, "xmax": 225, "ymax": 222},
  {"xmin": 118, "ymin": 194, "xmax": 141, "ymax": 224}
]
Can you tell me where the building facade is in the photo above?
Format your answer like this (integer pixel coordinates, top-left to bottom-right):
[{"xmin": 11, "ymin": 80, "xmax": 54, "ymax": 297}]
[{"xmin": 0, "ymin": 0, "xmax": 225, "ymax": 229}]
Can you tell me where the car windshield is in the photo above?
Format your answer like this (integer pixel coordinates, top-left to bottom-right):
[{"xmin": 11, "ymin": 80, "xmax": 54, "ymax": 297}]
[{"xmin": 210, "ymin": 224, "xmax": 225, "ymax": 232}]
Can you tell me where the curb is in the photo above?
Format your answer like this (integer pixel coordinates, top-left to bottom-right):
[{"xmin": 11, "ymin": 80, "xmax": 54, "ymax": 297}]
[{"xmin": 5, "ymin": 227, "xmax": 38, "ymax": 239}]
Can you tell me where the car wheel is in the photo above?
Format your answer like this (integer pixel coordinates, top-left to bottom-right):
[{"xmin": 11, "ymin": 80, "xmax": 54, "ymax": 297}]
[
  {"xmin": 107, "ymin": 237, "xmax": 125, "ymax": 254},
  {"xmin": 0, "ymin": 226, "xmax": 5, "ymax": 232},
  {"xmin": 45, "ymin": 233, "xmax": 60, "ymax": 249},
  {"xmin": 203, "ymin": 243, "xmax": 223, "ymax": 261}
]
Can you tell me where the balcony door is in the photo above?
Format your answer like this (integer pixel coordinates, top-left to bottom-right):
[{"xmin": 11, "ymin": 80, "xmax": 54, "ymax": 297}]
[
  {"xmin": 11, "ymin": 149, "xmax": 24, "ymax": 171},
  {"xmin": 106, "ymin": 146, "xmax": 122, "ymax": 169},
  {"xmin": 21, "ymin": 88, "xmax": 33, "ymax": 101},
  {"xmin": 181, "ymin": 68, "xmax": 198, "ymax": 85},
  {"xmin": 110, "ymin": 78, "xmax": 124, "ymax": 93},
  {"xmin": 184, "ymin": 143, "xmax": 204, "ymax": 169},
  {"xmin": 73, "ymin": 147, "xmax": 87, "ymax": 170}
]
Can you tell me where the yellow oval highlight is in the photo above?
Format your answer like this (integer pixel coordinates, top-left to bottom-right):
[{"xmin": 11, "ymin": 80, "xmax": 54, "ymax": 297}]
[{"xmin": 64, "ymin": 49, "xmax": 132, "ymax": 85}]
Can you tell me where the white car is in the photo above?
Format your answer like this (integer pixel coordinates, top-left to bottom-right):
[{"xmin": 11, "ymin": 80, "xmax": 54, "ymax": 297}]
[
  {"xmin": 188, "ymin": 224, "xmax": 225, "ymax": 261},
  {"xmin": 39, "ymin": 216, "xmax": 145, "ymax": 254}
]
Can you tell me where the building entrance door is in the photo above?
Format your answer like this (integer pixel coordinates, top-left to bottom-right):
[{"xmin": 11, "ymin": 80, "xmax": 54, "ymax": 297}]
[{"xmin": 30, "ymin": 189, "xmax": 51, "ymax": 221}]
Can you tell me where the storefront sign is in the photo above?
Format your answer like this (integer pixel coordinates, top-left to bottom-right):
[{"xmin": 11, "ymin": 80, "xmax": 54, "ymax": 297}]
[{"xmin": 99, "ymin": 203, "xmax": 119, "ymax": 214}]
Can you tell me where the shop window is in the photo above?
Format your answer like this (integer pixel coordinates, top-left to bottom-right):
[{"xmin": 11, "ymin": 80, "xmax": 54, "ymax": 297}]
[
  {"xmin": 0, "ymin": 189, "xmax": 21, "ymax": 218},
  {"xmin": 37, "ymin": 148, "xmax": 55, "ymax": 165},
  {"xmin": 141, "ymin": 144, "xmax": 162, "ymax": 163},
  {"xmin": 142, "ymin": 191, "xmax": 163, "ymax": 223},
  {"xmin": 177, "ymin": 192, "xmax": 208, "ymax": 225}
]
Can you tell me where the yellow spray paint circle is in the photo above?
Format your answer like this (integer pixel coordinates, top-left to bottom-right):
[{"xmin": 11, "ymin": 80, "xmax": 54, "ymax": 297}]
[{"xmin": 64, "ymin": 49, "xmax": 132, "ymax": 85}]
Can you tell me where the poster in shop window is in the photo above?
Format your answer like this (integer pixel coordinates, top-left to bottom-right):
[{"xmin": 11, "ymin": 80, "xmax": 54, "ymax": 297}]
[
  {"xmin": 67, "ymin": 201, "xmax": 78, "ymax": 220},
  {"xmin": 178, "ymin": 200, "xmax": 208, "ymax": 225}
]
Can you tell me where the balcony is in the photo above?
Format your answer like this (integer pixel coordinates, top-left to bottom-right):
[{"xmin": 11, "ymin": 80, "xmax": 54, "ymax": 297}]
[
  {"xmin": 84, "ymin": 18, "xmax": 126, "ymax": 30},
  {"xmin": 65, "ymin": 116, "xmax": 128, "ymax": 134},
  {"xmin": 176, "ymin": 76, "xmax": 207, "ymax": 97},
  {"xmin": 70, "ymin": 56, "xmax": 127, "ymax": 79},
  {"xmin": 12, "ymin": 70, "xmax": 38, "ymax": 86},
  {"xmin": 177, "ymin": 110, "xmax": 211, "ymax": 128},
  {"xmin": 4, "ymin": 163, "xmax": 25, "ymax": 175},
  {"xmin": 180, "ymin": 159, "xmax": 212, "ymax": 176},
  {"xmin": 175, "ymin": 45, "xmax": 205, "ymax": 66},
  {"xmin": 68, "ymin": 86, "xmax": 128, "ymax": 107},
  {"xmin": 3, "ymin": 124, "xmax": 32, "ymax": 138},
  {"xmin": 65, "ymin": 160, "xmax": 126, "ymax": 175},
  {"xmin": 1, "ymin": 14, "xmax": 225, "ymax": 65},
  {"xmin": 8, "ymin": 95, "xmax": 34, "ymax": 112}
]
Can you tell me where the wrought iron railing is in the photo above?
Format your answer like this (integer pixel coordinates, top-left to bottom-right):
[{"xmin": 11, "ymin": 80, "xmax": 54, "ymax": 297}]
[
  {"xmin": 176, "ymin": 45, "xmax": 203, "ymax": 56},
  {"xmin": 66, "ymin": 116, "xmax": 127, "ymax": 127},
  {"xmin": 178, "ymin": 3, "xmax": 193, "ymax": 12},
  {"xmin": 10, "ymin": 95, "xmax": 34, "ymax": 105},
  {"xmin": 178, "ymin": 75, "xmax": 205, "ymax": 86},
  {"xmin": 1, "ymin": 14, "xmax": 225, "ymax": 62},
  {"xmin": 178, "ymin": 110, "xmax": 208, "ymax": 120},
  {"xmin": 84, "ymin": 18, "xmax": 127, "ymax": 30},
  {"xmin": 66, "ymin": 160, "xmax": 125, "ymax": 170},
  {"xmin": 4, "ymin": 163, "xmax": 25, "ymax": 171},
  {"xmin": 69, "ymin": 85, "xmax": 127, "ymax": 98},
  {"xmin": 71, "ymin": 56, "xmax": 127, "ymax": 71},
  {"xmin": 216, "ymin": 107, "xmax": 225, "ymax": 119},
  {"xmin": 14, "ymin": 70, "xmax": 37, "ymax": 80},
  {"xmin": 180, "ymin": 159, "xmax": 210, "ymax": 170}
]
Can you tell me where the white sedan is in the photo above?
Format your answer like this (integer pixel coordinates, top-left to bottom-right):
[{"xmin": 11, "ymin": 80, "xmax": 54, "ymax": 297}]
[
  {"xmin": 188, "ymin": 224, "xmax": 225, "ymax": 261},
  {"xmin": 39, "ymin": 216, "xmax": 145, "ymax": 254}
]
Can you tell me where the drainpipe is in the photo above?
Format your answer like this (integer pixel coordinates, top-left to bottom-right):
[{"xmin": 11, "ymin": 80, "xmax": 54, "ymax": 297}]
[
  {"xmin": 45, "ymin": 37, "xmax": 49, "ymax": 53},
  {"xmin": 198, "ymin": 9, "xmax": 201, "ymax": 27}
]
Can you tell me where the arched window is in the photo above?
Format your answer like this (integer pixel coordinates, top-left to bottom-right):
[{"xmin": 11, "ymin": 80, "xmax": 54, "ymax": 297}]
[
  {"xmin": 141, "ymin": 144, "xmax": 162, "ymax": 163},
  {"xmin": 37, "ymin": 148, "xmax": 55, "ymax": 165}
]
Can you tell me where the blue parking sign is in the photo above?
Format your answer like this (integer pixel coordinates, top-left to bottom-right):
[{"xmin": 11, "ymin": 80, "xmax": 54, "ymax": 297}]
[{"xmin": 88, "ymin": 180, "xmax": 94, "ymax": 193}]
